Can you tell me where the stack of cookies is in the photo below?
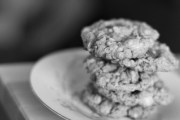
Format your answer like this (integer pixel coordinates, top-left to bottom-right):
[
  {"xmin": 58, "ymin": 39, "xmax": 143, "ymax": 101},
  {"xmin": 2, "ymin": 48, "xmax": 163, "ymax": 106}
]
[{"xmin": 80, "ymin": 19, "xmax": 179, "ymax": 120}]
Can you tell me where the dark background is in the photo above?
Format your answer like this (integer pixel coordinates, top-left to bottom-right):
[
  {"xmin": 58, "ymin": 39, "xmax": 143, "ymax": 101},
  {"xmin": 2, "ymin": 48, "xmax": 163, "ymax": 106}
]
[
  {"xmin": 0, "ymin": 0, "xmax": 179, "ymax": 63},
  {"xmin": 0, "ymin": 0, "xmax": 180, "ymax": 119}
]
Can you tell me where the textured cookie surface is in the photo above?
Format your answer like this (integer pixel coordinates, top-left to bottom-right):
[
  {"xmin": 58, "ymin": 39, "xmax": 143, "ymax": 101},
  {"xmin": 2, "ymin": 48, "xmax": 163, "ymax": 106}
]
[
  {"xmin": 84, "ymin": 42, "xmax": 179, "ymax": 73},
  {"xmin": 95, "ymin": 80, "xmax": 173, "ymax": 106},
  {"xmin": 81, "ymin": 83, "xmax": 163, "ymax": 120},
  {"xmin": 80, "ymin": 18, "xmax": 177, "ymax": 120},
  {"xmin": 81, "ymin": 19, "xmax": 159, "ymax": 61},
  {"xmin": 119, "ymin": 42, "xmax": 179, "ymax": 72}
]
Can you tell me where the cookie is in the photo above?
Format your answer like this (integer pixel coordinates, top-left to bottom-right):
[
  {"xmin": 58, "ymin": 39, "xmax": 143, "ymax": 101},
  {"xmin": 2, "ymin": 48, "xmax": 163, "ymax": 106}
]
[
  {"xmin": 81, "ymin": 83, "xmax": 158, "ymax": 120},
  {"xmin": 119, "ymin": 42, "xmax": 179, "ymax": 72},
  {"xmin": 84, "ymin": 56, "xmax": 159, "ymax": 93},
  {"xmin": 93, "ymin": 72, "xmax": 159, "ymax": 94},
  {"xmin": 81, "ymin": 19, "xmax": 159, "ymax": 61},
  {"xmin": 84, "ymin": 42, "xmax": 179, "ymax": 73},
  {"xmin": 95, "ymin": 80, "xmax": 173, "ymax": 107}
]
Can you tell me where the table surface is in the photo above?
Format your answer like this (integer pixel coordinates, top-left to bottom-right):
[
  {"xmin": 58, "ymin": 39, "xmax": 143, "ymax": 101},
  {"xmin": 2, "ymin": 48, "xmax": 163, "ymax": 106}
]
[{"xmin": 0, "ymin": 63, "xmax": 63, "ymax": 120}]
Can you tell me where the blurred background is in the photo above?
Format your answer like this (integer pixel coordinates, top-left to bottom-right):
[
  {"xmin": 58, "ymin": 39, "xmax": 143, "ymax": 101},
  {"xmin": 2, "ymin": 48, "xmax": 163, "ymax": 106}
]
[
  {"xmin": 0, "ymin": 0, "xmax": 179, "ymax": 63},
  {"xmin": 0, "ymin": 0, "xmax": 180, "ymax": 119}
]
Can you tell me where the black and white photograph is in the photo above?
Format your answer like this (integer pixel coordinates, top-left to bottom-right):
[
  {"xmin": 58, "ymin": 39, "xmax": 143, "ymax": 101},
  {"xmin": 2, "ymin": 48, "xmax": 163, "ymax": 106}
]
[{"xmin": 0, "ymin": 0, "xmax": 179, "ymax": 120}]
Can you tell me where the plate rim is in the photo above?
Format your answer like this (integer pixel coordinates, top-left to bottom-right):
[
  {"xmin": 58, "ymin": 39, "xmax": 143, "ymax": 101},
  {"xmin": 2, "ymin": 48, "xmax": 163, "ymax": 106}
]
[
  {"xmin": 30, "ymin": 47, "xmax": 180, "ymax": 120},
  {"xmin": 30, "ymin": 47, "xmax": 85, "ymax": 120}
]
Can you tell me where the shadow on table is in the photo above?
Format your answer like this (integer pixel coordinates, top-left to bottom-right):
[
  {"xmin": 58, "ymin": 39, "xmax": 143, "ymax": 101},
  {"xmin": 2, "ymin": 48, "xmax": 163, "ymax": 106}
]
[{"xmin": 0, "ymin": 103, "xmax": 10, "ymax": 120}]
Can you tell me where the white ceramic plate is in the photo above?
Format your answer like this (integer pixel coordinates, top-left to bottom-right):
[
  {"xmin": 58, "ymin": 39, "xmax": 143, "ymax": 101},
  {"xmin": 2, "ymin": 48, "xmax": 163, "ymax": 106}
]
[{"xmin": 30, "ymin": 48, "xmax": 180, "ymax": 120}]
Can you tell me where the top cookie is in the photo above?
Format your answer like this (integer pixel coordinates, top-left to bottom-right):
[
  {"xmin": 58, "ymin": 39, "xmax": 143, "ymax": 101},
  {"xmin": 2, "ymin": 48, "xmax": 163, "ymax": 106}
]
[{"xmin": 81, "ymin": 19, "xmax": 159, "ymax": 61}]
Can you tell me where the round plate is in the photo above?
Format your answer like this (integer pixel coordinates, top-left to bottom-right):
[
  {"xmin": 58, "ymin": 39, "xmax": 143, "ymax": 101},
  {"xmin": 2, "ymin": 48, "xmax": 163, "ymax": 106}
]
[{"xmin": 30, "ymin": 48, "xmax": 180, "ymax": 120}]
